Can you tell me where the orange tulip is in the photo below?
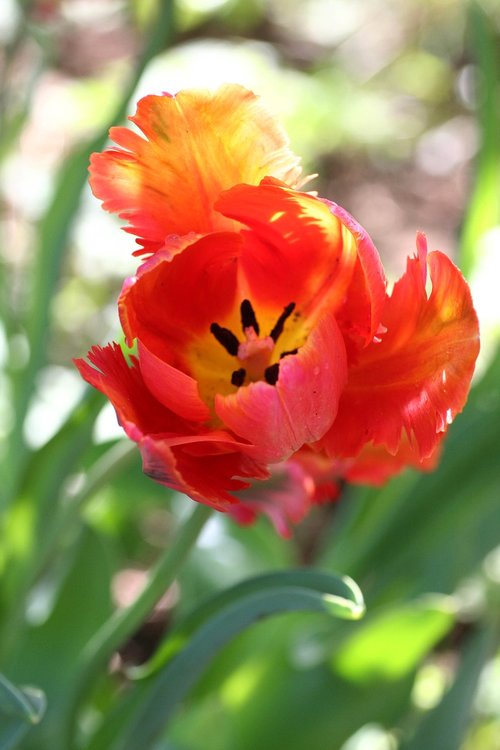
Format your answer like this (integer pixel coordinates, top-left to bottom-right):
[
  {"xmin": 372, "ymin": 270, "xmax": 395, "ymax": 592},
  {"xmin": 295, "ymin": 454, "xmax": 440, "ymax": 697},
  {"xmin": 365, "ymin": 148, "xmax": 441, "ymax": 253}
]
[{"xmin": 76, "ymin": 85, "xmax": 479, "ymax": 536}]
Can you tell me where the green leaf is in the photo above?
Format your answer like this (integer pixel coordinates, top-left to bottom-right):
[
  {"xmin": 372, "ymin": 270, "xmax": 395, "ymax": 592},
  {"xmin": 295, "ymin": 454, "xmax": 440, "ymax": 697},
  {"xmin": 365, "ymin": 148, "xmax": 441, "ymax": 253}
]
[
  {"xmin": 162, "ymin": 615, "xmax": 416, "ymax": 750},
  {"xmin": 399, "ymin": 627, "xmax": 493, "ymax": 750},
  {"xmin": 332, "ymin": 596, "xmax": 455, "ymax": 683},
  {"xmin": 131, "ymin": 569, "xmax": 364, "ymax": 681},
  {"xmin": 111, "ymin": 571, "xmax": 364, "ymax": 750},
  {"xmin": 0, "ymin": 673, "xmax": 45, "ymax": 750},
  {"xmin": 460, "ymin": 2, "xmax": 500, "ymax": 276},
  {"xmin": 2, "ymin": 526, "xmax": 114, "ymax": 750}
]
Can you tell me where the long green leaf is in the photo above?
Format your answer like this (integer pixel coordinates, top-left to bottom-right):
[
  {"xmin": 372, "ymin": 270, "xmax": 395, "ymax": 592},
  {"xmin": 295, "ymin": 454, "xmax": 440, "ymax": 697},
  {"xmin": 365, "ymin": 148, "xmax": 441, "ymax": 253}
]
[
  {"xmin": 2, "ymin": 0, "xmax": 176, "ymax": 508},
  {"xmin": 2, "ymin": 526, "xmax": 114, "ymax": 750},
  {"xmin": 399, "ymin": 627, "xmax": 493, "ymax": 750},
  {"xmin": 111, "ymin": 572, "xmax": 364, "ymax": 750},
  {"xmin": 0, "ymin": 390, "xmax": 104, "ymax": 656},
  {"xmin": 131, "ymin": 568, "xmax": 364, "ymax": 680},
  {"xmin": 0, "ymin": 673, "xmax": 45, "ymax": 750},
  {"xmin": 459, "ymin": 2, "xmax": 500, "ymax": 275}
]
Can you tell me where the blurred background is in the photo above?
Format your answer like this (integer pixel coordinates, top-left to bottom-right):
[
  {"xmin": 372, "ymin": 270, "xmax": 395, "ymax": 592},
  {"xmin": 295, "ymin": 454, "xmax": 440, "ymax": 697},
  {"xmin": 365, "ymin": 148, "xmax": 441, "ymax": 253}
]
[{"xmin": 1, "ymin": 1, "xmax": 500, "ymax": 749}]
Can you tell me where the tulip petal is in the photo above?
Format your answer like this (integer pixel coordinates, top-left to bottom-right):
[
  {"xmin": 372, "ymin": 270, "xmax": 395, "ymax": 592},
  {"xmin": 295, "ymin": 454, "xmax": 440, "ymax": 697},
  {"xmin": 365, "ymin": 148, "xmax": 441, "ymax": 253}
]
[
  {"xmin": 74, "ymin": 343, "xmax": 269, "ymax": 509},
  {"xmin": 215, "ymin": 312, "xmax": 347, "ymax": 463},
  {"xmin": 119, "ymin": 232, "xmax": 241, "ymax": 353},
  {"xmin": 74, "ymin": 342, "xmax": 189, "ymax": 436},
  {"xmin": 322, "ymin": 199, "xmax": 387, "ymax": 348},
  {"xmin": 138, "ymin": 340, "xmax": 210, "ymax": 423},
  {"xmin": 140, "ymin": 433, "xmax": 269, "ymax": 510},
  {"xmin": 335, "ymin": 439, "xmax": 441, "ymax": 485},
  {"xmin": 89, "ymin": 85, "xmax": 302, "ymax": 255},
  {"xmin": 216, "ymin": 181, "xmax": 359, "ymax": 321},
  {"xmin": 227, "ymin": 462, "xmax": 316, "ymax": 538},
  {"xmin": 320, "ymin": 239, "xmax": 480, "ymax": 460}
]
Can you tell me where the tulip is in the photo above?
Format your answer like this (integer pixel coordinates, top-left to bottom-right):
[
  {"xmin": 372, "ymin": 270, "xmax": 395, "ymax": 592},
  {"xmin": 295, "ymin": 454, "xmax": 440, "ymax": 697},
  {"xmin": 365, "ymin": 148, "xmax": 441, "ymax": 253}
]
[{"xmin": 76, "ymin": 85, "xmax": 479, "ymax": 536}]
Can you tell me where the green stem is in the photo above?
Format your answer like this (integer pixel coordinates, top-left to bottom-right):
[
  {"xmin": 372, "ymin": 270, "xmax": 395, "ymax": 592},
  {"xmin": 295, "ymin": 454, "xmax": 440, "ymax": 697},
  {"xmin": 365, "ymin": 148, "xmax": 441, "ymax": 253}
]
[
  {"xmin": 0, "ymin": 441, "xmax": 137, "ymax": 664},
  {"xmin": 66, "ymin": 502, "xmax": 212, "ymax": 748},
  {"xmin": 39, "ymin": 441, "xmax": 137, "ymax": 573}
]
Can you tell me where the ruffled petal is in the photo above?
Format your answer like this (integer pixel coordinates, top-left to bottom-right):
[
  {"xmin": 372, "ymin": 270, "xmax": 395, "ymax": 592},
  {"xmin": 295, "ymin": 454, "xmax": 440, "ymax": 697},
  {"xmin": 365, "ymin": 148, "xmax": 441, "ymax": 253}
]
[
  {"xmin": 89, "ymin": 84, "xmax": 302, "ymax": 255},
  {"xmin": 215, "ymin": 312, "xmax": 348, "ymax": 463},
  {"xmin": 74, "ymin": 342, "xmax": 189, "ymax": 436},
  {"xmin": 74, "ymin": 343, "xmax": 269, "ymax": 509},
  {"xmin": 320, "ymin": 236, "xmax": 480, "ymax": 460},
  {"xmin": 334, "ymin": 439, "xmax": 441, "ymax": 485},
  {"xmin": 140, "ymin": 432, "xmax": 269, "ymax": 510},
  {"xmin": 322, "ymin": 199, "xmax": 387, "ymax": 349}
]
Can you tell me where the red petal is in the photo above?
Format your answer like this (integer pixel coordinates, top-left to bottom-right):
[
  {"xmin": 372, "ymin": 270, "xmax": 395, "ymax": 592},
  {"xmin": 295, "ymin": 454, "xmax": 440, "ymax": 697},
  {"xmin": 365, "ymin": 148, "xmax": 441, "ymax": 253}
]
[
  {"xmin": 335, "ymin": 439, "xmax": 442, "ymax": 485},
  {"xmin": 89, "ymin": 85, "xmax": 302, "ymax": 255},
  {"xmin": 216, "ymin": 182, "xmax": 359, "ymax": 320},
  {"xmin": 320, "ymin": 239, "xmax": 480, "ymax": 460},
  {"xmin": 119, "ymin": 232, "xmax": 241, "ymax": 352},
  {"xmin": 137, "ymin": 340, "xmax": 210, "ymax": 423},
  {"xmin": 215, "ymin": 312, "xmax": 347, "ymax": 463},
  {"xmin": 140, "ymin": 433, "xmax": 269, "ymax": 510},
  {"xmin": 322, "ymin": 199, "xmax": 387, "ymax": 349},
  {"xmin": 74, "ymin": 343, "xmax": 269, "ymax": 509},
  {"xmin": 74, "ymin": 342, "xmax": 188, "ymax": 436},
  {"xmin": 227, "ymin": 462, "xmax": 316, "ymax": 538}
]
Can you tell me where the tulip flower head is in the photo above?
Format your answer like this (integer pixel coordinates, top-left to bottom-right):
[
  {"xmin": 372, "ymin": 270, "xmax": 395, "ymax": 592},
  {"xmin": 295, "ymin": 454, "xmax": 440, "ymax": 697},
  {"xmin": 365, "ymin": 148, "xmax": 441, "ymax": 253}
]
[{"xmin": 76, "ymin": 85, "xmax": 480, "ymax": 536}]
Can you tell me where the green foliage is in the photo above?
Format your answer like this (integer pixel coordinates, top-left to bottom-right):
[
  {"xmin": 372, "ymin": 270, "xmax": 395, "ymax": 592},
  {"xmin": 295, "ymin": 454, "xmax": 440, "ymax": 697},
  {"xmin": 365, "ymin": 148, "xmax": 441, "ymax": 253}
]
[{"xmin": 0, "ymin": 673, "xmax": 45, "ymax": 750}]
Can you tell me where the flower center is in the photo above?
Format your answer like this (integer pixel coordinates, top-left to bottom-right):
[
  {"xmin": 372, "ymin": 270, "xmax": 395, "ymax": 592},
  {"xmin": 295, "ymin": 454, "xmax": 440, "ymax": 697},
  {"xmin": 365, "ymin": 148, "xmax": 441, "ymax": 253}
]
[{"xmin": 210, "ymin": 299, "xmax": 297, "ymax": 387}]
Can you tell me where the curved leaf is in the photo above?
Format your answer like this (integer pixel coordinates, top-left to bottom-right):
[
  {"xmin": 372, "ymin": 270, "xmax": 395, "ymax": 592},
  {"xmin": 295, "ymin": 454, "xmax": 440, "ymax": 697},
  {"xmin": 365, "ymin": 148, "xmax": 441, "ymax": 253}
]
[
  {"xmin": 130, "ymin": 569, "xmax": 364, "ymax": 680},
  {"xmin": 0, "ymin": 673, "xmax": 45, "ymax": 750},
  {"xmin": 112, "ymin": 572, "xmax": 364, "ymax": 750}
]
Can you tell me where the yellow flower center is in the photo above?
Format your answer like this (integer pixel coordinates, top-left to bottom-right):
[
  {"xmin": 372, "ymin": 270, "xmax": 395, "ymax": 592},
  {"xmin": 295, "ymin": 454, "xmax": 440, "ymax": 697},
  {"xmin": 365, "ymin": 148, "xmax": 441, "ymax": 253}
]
[{"xmin": 210, "ymin": 299, "xmax": 297, "ymax": 388}]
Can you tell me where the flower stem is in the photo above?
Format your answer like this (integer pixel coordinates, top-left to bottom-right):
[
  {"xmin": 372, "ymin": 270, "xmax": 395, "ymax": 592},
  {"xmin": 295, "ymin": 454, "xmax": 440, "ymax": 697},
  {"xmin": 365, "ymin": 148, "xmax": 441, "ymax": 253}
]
[{"xmin": 66, "ymin": 502, "xmax": 212, "ymax": 748}]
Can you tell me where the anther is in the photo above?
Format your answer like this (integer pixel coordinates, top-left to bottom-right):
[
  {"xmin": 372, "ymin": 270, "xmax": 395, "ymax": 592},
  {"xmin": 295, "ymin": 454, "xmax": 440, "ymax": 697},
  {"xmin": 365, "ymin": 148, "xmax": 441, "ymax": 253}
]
[
  {"xmin": 264, "ymin": 363, "xmax": 280, "ymax": 385},
  {"xmin": 280, "ymin": 348, "xmax": 298, "ymax": 359},
  {"xmin": 269, "ymin": 302, "xmax": 296, "ymax": 342},
  {"xmin": 231, "ymin": 368, "xmax": 246, "ymax": 387},
  {"xmin": 210, "ymin": 323, "xmax": 240, "ymax": 356},
  {"xmin": 240, "ymin": 299, "xmax": 260, "ymax": 335}
]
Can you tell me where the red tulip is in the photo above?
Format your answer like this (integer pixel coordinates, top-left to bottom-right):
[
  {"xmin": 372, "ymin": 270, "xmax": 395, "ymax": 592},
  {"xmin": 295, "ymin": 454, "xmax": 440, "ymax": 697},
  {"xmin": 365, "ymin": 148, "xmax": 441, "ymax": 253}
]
[{"xmin": 76, "ymin": 85, "xmax": 479, "ymax": 536}]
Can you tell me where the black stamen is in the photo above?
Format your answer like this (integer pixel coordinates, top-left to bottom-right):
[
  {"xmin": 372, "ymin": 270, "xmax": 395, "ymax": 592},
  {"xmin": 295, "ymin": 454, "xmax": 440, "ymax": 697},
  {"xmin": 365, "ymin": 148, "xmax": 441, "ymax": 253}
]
[
  {"xmin": 210, "ymin": 323, "xmax": 240, "ymax": 356},
  {"xmin": 269, "ymin": 302, "xmax": 296, "ymax": 342},
  {"xmin": 240, "ymin": 299, "xmax": 260, "ymax": 335},
  {"xmin": 231, "ymin": 368, "xmax": 246, "ymax": 387},
  {"xmin": 280, "ymin": 348, "xmax": 298, "ymax": 359},
  {"xmin": 264, "ymin": 363, "xmax": 280, "ymax": 385}
]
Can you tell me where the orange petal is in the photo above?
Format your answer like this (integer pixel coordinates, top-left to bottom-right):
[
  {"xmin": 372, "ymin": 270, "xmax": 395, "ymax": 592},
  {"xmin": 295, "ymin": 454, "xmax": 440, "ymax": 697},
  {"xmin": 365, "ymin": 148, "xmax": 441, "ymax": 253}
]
[
  {"xmin": 324, "ymin": 199, "xmax": 387, "ymax": 349},
  {"xmin": 89, "ymin": 84, "xmax": 302, "ymax": 255},
  {"xmin": 217, "ymin": 181, "xmax": 362, "ymax": 321},
  {"xmin": 332, "ymin": 439, "xmax": 442, "ymax": 485},
  {"xmin": 320, "ymin": 238, "xmax": 480, "ymax": 460}
]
